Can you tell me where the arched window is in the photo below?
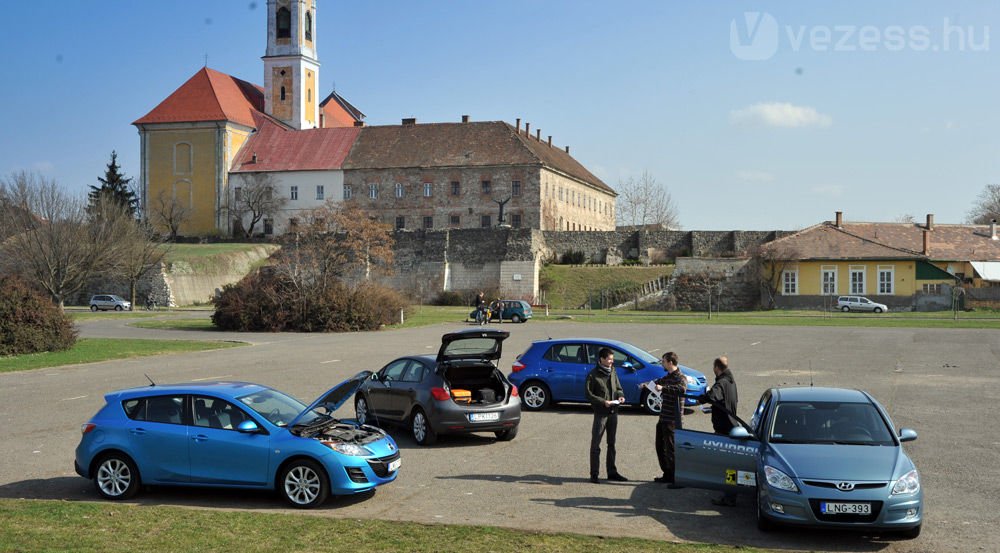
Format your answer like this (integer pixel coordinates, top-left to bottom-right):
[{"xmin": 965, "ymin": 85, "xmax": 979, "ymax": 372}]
[
  {"xmin": 305, "ymin": 11, "xmax": 313, "ymax": 41},
  {"xmin": 276, "ymin": 7, "xmax": 291, "ymax": 38},
  {"xmin": 280, "ymin": 86, "xmax": 286, "ymax": 101}
]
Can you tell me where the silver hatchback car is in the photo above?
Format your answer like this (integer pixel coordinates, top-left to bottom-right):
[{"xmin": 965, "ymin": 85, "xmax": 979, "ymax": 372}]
[
  {"xmin": 89, "ymin": 294, "xmax": 131, "ymax": 311},
  {"xmin": 836, "ymin": 296, "xmax": 888, "ymax": 313}
]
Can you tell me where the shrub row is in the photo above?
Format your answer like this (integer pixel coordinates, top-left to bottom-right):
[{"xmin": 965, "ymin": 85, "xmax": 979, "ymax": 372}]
[{"xmin": 0, "ymin": 275, "xmax": 77, "ymax": 356}]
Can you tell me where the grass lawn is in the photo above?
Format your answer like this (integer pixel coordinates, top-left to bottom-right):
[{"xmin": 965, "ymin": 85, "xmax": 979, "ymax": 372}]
[
  {"xmin": 0, "ymin": 498, "xmax": 757, "ymax": 553},
  {"xmin": 130, "ymin": 319, "xmax": 219, "ymax": 331},
  {"xmin": 67, "ymin": 310, "xmax": 162, "ymax": 321},
  {"xmin": 0, "ymin": 338, "xmax": 244, "ymax": 373},
  {"xmin": 540, "ymin": 265, "xmax": 674, "ymax": 309}
]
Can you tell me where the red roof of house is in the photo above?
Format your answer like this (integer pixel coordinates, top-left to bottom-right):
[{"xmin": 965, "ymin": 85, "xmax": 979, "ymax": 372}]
[
  {"xmin": 231, "ymin": 115, "xmax": 361, "ymax": 172},
  {"xmin": 133, "ymin": 67, "xmax": 264, "ymax": 127}
]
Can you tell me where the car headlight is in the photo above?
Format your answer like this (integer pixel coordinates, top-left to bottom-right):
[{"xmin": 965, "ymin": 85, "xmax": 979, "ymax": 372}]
[
  {"xmin": 764, "ymin": 465, "xmax": 799, "ymax": 492},
  {"xmin": 323, "ymin": 442, "xmax": 373, "ymax": 456},
  {"xmin": 892, "ymin": 469, "xmax": 920, "ymax": 495},
  {"xmin": 684, "ymin": 375, "xmax": 697, "ymax": 387}
]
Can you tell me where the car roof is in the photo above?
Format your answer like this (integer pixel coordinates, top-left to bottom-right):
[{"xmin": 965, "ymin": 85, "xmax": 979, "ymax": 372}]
[
  {"xmin": 106, "ymin": 381, "xmax": 272, "ymax": 400},
  {"xmin": 772, "ymin": 386, "xmax": 872, "ymax": 403},
  {"xmin": 530, "ymin": 337, "xmax": 634, "ymax": 349}
]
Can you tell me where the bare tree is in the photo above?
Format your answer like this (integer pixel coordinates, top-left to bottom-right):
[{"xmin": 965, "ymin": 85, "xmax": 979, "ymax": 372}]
[
  {"xmin": 893, "ymin": 214, "xmax": 916, "ymax": 223},
  {"xmin": 615, "ymin": 171, "xmax": 680, "ymax": 230},
  {"xmin": 968, "ymin": 184, "xmax": 1000, "ymax": 224},
  {"xmin": 113, "ymin": 220, "xmax": 170, "ymax": 308},
  {"xmin": 0, "ymin": 171, "xmax": 126, "ymax": 308},
  {"xmin": 226, "ymin": 172, "xmax": 288, "ymax": 238},
  {"xmin": 745, "ymin": 241, "xmax": 800, "ymax": 309},
  {"xmin": 148, "ymin": 190, "xmax": 191, "ymax": 240}
]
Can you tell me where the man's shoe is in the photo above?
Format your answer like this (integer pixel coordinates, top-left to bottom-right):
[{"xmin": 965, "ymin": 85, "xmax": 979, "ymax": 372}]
[
  {"xmin": 711, "ymin": 496, "xmax": 737, "ymax": 506},
  {"xmin": 589, "ymin": 476, "xmax": 600, "ymax": 484},
  {"xmin": 653, "ymin": 476, "xmax": 673, "ymax": 484},
  {"xmin": 608, "ymin": 473, "xmax": 629, "ymax": 482},
  {"xmin": 667, "ymin": 483, "xmax": 685, "ymax": 489}
]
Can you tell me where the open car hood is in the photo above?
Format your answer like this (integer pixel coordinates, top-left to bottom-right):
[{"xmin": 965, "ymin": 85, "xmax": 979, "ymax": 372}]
[
  {"xmin": 436, "ymin": 328, "xmax": 509, "ymax": 363},
  {"xmin": 288, "ymin": 370, "xmax": 372, "ymax": 428}
]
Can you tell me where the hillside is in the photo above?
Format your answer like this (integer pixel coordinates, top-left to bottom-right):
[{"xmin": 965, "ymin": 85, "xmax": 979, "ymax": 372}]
[{"xmin": 539, "ymin": 264, "xmax": 674, "ymax": 309}]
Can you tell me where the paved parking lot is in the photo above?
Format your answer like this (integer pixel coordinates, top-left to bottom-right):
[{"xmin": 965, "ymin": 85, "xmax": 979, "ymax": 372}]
[{"xmin": 1, "ymin": 317, "xmax": 997, "ymax": 552}]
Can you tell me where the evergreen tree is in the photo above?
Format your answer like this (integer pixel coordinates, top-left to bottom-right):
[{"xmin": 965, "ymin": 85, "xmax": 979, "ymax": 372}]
[{"xmin": 88, "ymin": 151, "xmax": 138, "ymax": 218}]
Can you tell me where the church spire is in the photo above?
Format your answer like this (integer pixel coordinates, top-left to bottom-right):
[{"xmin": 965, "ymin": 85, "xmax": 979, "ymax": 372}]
[{"xmin": 262, "ymin": 0, "xmax": 320, "ymax": 129}]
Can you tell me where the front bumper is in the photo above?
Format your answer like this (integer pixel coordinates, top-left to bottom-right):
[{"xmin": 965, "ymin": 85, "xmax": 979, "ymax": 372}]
[
  {"xmin": 323, "ymin": 439, "xmax": 400, "ymax": 495},
  {"xmin": 759, "ymin": 482, "xmax": 922, "ymax": 531}
]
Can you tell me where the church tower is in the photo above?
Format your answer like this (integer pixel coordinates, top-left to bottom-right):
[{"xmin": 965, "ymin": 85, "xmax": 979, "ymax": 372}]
[{"xmin": 263, "ymin": 0, "xmax": 320, "ymax": 129}]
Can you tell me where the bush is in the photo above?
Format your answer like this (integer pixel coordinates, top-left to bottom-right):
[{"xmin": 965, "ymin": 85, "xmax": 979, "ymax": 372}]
[
  {"xmin": 559, "ymin": 250, "xmax": 587, "ymax": 265},
  {"xmin": 212, "ymin": 270, "xmax": 409, "ymax": 332},
  {"xmin": 432, "ymin": 290, "xmax": 468, "ymax": 306},
  {"xmin": 0, "ymin": 275, "xmax": 77, "ymax": 356}
]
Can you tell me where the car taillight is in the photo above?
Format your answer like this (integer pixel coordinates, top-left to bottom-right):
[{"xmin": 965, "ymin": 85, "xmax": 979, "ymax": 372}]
[
  {"xmin": 511, "ymin": 385, "xmax": 519, "ymax": 397},
  {"xmin": 512, "ymin": 361, "xmax": 526, "ymax": 372},
  {"xmin": 430, "ymin": 387, "xmax": 451, "ymax": 401},
  {"xmin": 81, "ymin": 423, "xmax": 96, "ymax": 435}
]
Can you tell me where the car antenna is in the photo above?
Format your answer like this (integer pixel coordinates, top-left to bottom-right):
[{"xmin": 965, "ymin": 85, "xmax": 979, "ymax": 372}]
[
  {"xmin": 144, "ymin": 373, "xmax": 156, "ymax": 387},
  {"xmin": 809, "ymin": 361, "xmax": 813, "ymax": 387}
]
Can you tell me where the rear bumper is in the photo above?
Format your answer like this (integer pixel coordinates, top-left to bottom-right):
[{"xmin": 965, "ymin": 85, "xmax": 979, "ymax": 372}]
[{"xmin": 427, "ymin": 400, "xmax": 521, "ymax": 434}]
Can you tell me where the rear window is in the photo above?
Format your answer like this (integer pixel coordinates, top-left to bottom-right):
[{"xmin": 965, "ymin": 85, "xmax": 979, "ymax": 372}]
[
  {"xmin": 122, "ymin": 395, "xmax": 185, "ymax": 425},
  {"xmin": 441, "ymin": 337, "xmax": 500, "ymax": 357}
]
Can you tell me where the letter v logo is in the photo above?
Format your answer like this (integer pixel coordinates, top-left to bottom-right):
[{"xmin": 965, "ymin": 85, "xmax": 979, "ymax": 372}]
[{"xmin": 730, "ymin": 12, "xmax": 779, "ymax": 61}]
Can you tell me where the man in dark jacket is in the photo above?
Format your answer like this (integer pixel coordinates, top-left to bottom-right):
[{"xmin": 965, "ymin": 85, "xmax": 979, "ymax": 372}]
[
  {"xmin": 585, "ymin": 347, "xmax": 628, "ymax": 483},
  {"xmin": 699, "ymin": 356, "xmax": 739, "ymax": 505},
  {"xmin": 652, "ymin": 351, "xmax": 686, "ymax": 487}
]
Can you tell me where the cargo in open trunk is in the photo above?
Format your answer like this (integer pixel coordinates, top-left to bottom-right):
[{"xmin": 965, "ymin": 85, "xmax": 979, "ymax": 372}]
[{"xmin": 442, "ymin": 362, "xmax": 508, "ymax": 406}]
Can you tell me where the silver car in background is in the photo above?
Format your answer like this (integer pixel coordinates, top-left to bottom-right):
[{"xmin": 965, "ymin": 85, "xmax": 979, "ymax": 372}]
[
  {"xmin": 89, "ymin": 294, "xmax": 131, "ymax": 311},
  {"xmin": 836, "ymin": 296, "xmax": 888, "ymax": 313}
]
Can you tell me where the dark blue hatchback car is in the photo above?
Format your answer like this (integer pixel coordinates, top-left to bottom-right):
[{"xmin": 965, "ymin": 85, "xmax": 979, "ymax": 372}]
[
  {"xmin": 75, "ymin": 372, "xmax": 399, "ymax": 508},
  {"xmin": 508, "ymin": 338, "xmax": 707, "ymax": 414}
]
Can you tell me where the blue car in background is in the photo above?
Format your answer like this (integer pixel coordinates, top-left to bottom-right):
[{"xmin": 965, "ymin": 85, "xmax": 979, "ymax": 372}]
[
  {"xmin": 675, "ymin": 387, "xmax": 922, "ymax": 538},
  {"xmin": 508, "ymin": 338, "xmax": 708, "ymax": 414},
  {"xmin": 75, "ymin": 372, "xmax": 399, "ymax": 508}
]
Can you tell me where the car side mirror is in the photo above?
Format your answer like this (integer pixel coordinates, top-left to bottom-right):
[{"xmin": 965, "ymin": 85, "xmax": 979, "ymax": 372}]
[
  {"xmin": 898, "ymin": 428, "xmax": 917, "ymax": 442},
  {"xmin": 621, "ymin": 361, "xmax": 634, "ymax": 371},
  {"xmin": 729, "ymin": 426, "xmax": 752, "ymax": 440},
  {"xmin": 236, "ymin": 420, "xmax": 260, "ymax": 434}
]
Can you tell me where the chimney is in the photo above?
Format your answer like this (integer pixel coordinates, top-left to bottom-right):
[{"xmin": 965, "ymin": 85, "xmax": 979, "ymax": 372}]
[
  {"xmin": 515, "ymin": 118, "xmax": 521, "ymax": 132},
  {"xmin": 565, "ymin": 145, "xmax": 570, "ymax": 154},
  {"xmin": 926, "ymin": 213, "xmax": 934, "ymax": 231},
  {"xmin": 461, "ymin": 115, "xmax": 469, "ymax": 123},
  {"xmin": 923, "ymin": 229, "xmax": 930, "ymax": 254},
  {"xmin": 547, "ymin": 135, "xmax": 552, "ymax": 147},
  {"xmin": 525, "ymin": 122, "xmax": 530, "ymax": 136},
  {"xmin": 992, "ymin": 219, "xmax": 998, "ymax": 240},
  {"xmin": 401, "ymin": 117, "xmax": 416, "ymax": 126},
  {"xmin": 535, "ymin": 129, "xmax": 541, "ymax": 141},
  {"xmin": 251, "ymin": 152, "xmax": 257, "ymax": 164},
  {"xmin": 835, "ymin": 211, "xmax": 843, "ymax": 228}
]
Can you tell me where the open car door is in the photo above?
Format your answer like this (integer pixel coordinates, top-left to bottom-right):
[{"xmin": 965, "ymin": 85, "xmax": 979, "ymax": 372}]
[{"xmin": 675, "ymin": 428, "xmax": 759, "ymax": 495}]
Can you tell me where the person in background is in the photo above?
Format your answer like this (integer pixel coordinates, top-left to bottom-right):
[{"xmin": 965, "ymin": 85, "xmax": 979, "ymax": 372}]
[
  {"xmin": 699, "ymin": 356, "xmax": 739, "ymax": 506},
  {"xmin": 652, "ymin": 351, "xmax": 686, "ymax": 487},
  {"xmin": 585, "ymin": 347, "xmax": 628, "ymax": 484}
]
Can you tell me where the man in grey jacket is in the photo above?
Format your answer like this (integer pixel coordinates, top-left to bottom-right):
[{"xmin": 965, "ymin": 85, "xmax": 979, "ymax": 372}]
[{"xmin": 585, "ymin": 347, "xmax": 628, "ymax": 483}]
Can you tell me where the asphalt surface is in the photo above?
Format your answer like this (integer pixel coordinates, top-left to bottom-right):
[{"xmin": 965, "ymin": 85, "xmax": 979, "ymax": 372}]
[{"xmin": 1, "ymin": 313, "xmax": 997, "ymax": 553}]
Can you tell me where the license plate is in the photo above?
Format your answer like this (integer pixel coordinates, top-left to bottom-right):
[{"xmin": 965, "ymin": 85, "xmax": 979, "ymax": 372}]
[
  {"xmin": 821, "ymin": 502, "xmax": 871, "ymax": 515},
  {"xmin": 388, "ymin": 458, "xmax": 401, "ymax": 472},
  {"xmin": 469, "ymin": 412, "xmax": 500, "ymax": 423}
]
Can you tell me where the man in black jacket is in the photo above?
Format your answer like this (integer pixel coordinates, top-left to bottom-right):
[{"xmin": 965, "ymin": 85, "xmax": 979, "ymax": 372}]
[
  {"xmin": 652, "ymin": 351, "xmax": 686, "ymax": 487},
  {"xmin": 585, "ymin": 347, "xmax": 628, "ymax": 484},
  {"xmin": 699, "ymin": 356, "xmax": 739, "ymax": 505}
]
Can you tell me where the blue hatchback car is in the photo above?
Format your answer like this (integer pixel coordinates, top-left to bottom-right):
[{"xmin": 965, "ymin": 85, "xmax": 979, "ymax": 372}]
[
  {"xmin": 75, "ymin": 372, "xmax": 399, "ymax": 508},
  {"xmin": 675, "ymin": 387, "xmax": 922, "ymax": 538},
  {"xmin": 508, "ymin": 338, "xmax": 708, "ymax": 414}
]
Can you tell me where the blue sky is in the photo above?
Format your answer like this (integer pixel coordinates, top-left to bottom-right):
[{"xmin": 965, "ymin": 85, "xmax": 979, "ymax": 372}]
[{"xmin": 1, "ymin": 0, "xmax": 997, "ymax": 230}]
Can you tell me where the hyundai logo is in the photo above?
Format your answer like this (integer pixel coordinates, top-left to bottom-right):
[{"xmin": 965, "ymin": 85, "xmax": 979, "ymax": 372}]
[
  {"xmin": 837, "ymin": 481, "xmax": 855, "ymax": 491},
  {"xmin": 387, "ymin": 443, "xmax": 396, "ymax": 452}
]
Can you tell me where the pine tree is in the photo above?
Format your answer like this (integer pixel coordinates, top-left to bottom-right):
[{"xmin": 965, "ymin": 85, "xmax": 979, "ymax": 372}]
[{"xmin": 88, "ymin": 151, "xmax": 138, "ymax": 218}]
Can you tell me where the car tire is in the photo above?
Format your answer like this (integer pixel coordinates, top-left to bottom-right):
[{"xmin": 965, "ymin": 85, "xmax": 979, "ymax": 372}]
[
  {"xmin": 520, "ymin": 381, "xmax": 550, "ymax": 411},
  {"xmin": 495, "ymin": 425, "xmax": 518, "ymax": 441},
  {"xmin": 411, "ymin": 408, "xmax": 437, "ymax": 446},
  {"xmin": 510, "ymin": 314, "xmax": 521, "ymax": 323},
  {"xmin": 899, "ymin": 523, "xmax": 921, "ymax": 539},
  {"xmin": 90, "ymin": 305, "xmax": 98, "ymax": 312},
  {"xmin": 93, "ymin": 453, "xmax": 141, "ymax": 500},
  {"xmin": 640, "ymin": 389, "xmax": 662, "ymax": 415},
  {"xmin": 115, "ymin": 305, "xmax": 123, "ymax": 311},
  {"xmin": 279, "ymin": 458, "xmax": 329, "ymax": 508},
  {"xmin": 756, "ymin": 486, "xmax": 775, "ymax": 532},
  {"xmin": 841, "ymin": 306, "xmax": 850, "ymax": 312},
  {"xmin": 355, "ymin": 395, "xmax": 372, "ymax": 426},
  {"xmin": 874, "ymin": 307, "xmax": 883, "ymax": 313}
]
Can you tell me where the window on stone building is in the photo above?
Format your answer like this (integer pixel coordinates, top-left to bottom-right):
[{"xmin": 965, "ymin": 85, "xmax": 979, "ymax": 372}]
[
  {"xmin": 343, "ymin": 184, "xmax": 352, "ymax": 199},
  {"xmin": 424, "ymin": 183, "xmax": 432, "ymax": 197},
  {"xmin": 369, "ymin": 184, "xmax": 378, "ymax": 199},
  {"xmin": 264, "ymin": 218, "xmax": 274, "ymax": 235},
  {"xmin": 305, "ymin": 11, "xmax": 313, "ymax": 41},
  {"xmin": 451, "ymin": 181, "xmax": 460, "ymax": 195},
  {"xmin": 481, "ymin": 215, "xmax": 491, "ymax": 228},
  {"xmin": 316, "ymin": 185, "xmax": 324, "ymax": 200},
  {"xmin": 423, "ymin": 216, "xmax": 433, "ymax": 229},
  {"xmin": 559, "ymin": 187, "xmax": 564, "ymax": 201},
  {"xmin": 481, "ymin": 180, "xmax": 491, "ymax": 194},
  {"xmin": 277, "ymin": 7, "xmax": 291, "ymax": 38},
  {"xmin": 395, "ymin": 183, "xmax": 404, "ymax": 198},
  {"xmin": 850, "ymin": 266, "xmax": 865, "ymax": 294},
  {"xmin": 234, "ymin": 187, "xmax": 242, "ymax": 201},
  {"xmin": 511, "ymin": 213, "xmax": 522, "ymax": 228},
  {"xmin": 290, "ymin": 186, "xmax": 298, "ymax": 201},
  {"xmin": 396, "ymin": 216, "xmax": 405, "ymax": 230},
  {"xmin": 821, "ymin": 266, "xmax": 837, "ymax": 295},
  {"xmin": 878, "ymin": 266, "xmax": 894, "ymax": 295},
  {"xmin": 280, "ymin": 86, "xmax": 286, "ymax": 101},
  {"xmin": 450, "ymin": 214, "xmax": 460, "ymax": 227},
  {"xmin": 922, "ymin": 283, "xmax": 942, "ymax": 294},
  {"xmin": 512, "ymin": 180, "xmax": 521, "ymax": 196}
]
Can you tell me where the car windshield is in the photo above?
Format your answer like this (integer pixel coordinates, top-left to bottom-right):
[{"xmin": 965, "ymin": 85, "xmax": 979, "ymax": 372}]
[
  {"xmin": 238, "ymin": 388, "xmax": 310, "ymax": 427},
  {"xmin": 768, "ymin": 401, "xmax": 896, "ymax": 445},
  {"xmin": 617, "ymin": 343, "xmax": 660, "ymax": 365}
]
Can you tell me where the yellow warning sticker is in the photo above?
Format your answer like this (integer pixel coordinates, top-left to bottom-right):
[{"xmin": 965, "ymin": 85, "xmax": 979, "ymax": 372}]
[{"xmin": 725, "ymin": 469, "xmax": 737, "ymax": 485}]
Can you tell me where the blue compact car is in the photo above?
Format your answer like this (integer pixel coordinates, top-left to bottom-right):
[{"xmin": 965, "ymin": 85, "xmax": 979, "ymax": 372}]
[
  {"xmin": 675, "ymin": 387, "xmax": 922, "ymax": 538},
  {"xmin": 75, "ymin": 372, "xmax": 399, "ymax": 508},
  {"xmin": 508, "ymin": 338, "xmax": 708, "ymax": 414}
]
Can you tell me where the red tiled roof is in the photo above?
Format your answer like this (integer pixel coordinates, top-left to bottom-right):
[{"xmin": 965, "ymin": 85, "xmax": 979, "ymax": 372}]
[
  {"xmin": 133, "ymin": 67, "xmax": 263, "ymax": 127},
  {"xmin": 231, "ymin": 116, "xmax": 360, "ymax": 172},
  {"xmin": 320, "ymin": 90, "xmax": 365, "ymax": 128}
]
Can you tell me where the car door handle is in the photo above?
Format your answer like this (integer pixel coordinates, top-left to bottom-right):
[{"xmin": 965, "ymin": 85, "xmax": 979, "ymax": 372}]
[
  {"xmin": 191, "ymin": 434, "xmax": 208, "ymax": 442},
  {"xmin": 678, "ymin": 442, "xmax": 696, "ymax": 450},
  {"xmin": 129, "ymin": 428, "xmax": 147, "ymax": 435}
]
